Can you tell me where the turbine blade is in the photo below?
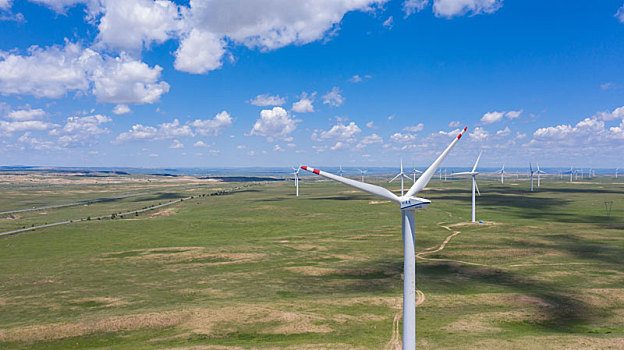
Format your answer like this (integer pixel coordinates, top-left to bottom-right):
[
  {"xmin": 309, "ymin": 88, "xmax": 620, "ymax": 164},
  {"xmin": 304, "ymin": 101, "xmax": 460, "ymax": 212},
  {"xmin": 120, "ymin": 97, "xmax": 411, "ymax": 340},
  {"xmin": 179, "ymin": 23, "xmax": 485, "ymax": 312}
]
[
  {"xmin": 406, "ymin": 126, "xmax": 467, "ymax": 197},
  {"xmin": 403, "ymin": 174, "xmax": 413, "ymax": 182},
  {"xmin": 451, "ymin": 172, "xmax": 473, "ymax": 176},
  {"xmin": 301, "ymin": 166, "xmax": 400, "ymax": 203},
  {"xmin": 472, "ymin": 150, "xmax": 483, "ymax": 173},
  {"xmin": 475, "ymin": 179, "xmax": 481, "ymax": 196},
  {"xmin": 389, "ymin": 173, "xmax": 401, "ymax": 183}
]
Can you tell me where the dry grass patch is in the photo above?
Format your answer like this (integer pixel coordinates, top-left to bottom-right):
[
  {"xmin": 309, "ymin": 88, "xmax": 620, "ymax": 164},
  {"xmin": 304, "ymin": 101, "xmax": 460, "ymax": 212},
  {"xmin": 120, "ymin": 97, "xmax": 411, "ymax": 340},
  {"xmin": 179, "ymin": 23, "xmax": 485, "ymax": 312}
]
[
  {"xmin": 0, "ymin": 310, "xmax": 188, "ymax": 342},
  {"xmin": 71, "ymin": 297, "xmax": 129, "ymax": 308},
  {"xmin": 148, "ymin": 209, "xmax": 179, "ymax": 218},
  {"xmin": 470, "ymin": 335, "xmax": 624, "ymax": 350},
  {"xmin": 442, "ymin": 319, "xmax": 502, "ymax": 333}
]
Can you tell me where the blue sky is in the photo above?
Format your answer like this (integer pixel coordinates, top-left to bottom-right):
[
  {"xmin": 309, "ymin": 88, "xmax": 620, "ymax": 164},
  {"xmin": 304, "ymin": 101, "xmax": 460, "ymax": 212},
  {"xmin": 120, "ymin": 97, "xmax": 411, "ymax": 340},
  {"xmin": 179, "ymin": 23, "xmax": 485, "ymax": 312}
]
[{"xmin": 0, "ymin": 0, "xmax": 623, "ymax": 168}]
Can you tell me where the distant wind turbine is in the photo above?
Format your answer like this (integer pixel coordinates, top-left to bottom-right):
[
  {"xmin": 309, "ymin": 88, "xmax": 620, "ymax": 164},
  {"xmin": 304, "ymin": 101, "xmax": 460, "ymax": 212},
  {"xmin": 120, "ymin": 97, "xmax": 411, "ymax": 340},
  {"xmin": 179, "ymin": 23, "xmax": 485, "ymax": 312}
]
[
  {"xmin": 411, "ymin": 168, "xmax": 423, "ymax": 182},
  {"xmin": 338, "ymin": 165, "xmax": 345, "ymax": 177},
  {"xmin": 389, "ymin": 159, "xmax": 413, "ymax": 196},
  {"xmin": 529, "ymin": 163, "xmax": 535, "ymax": 191},
  {"xmin": 452, "ymin": 150, "xmax": 482, "ymax": 223},
  {"xmin": 536, "ymin": 163, "xmax": 546, "ymax": 187},
  {"xmin": 497, "ymin": 164, "xmax": 506, "ymax": 184},
  {"xmin": 300, "ymin": 126, "xmax": 467, "ymax": 350},
  {"xmin": 292, "ymin": 166, "xmax": 301, "ymax": 197},
  {"xmin": 358, "ymin": 169, "xmax": 368, "ymax": 182}
]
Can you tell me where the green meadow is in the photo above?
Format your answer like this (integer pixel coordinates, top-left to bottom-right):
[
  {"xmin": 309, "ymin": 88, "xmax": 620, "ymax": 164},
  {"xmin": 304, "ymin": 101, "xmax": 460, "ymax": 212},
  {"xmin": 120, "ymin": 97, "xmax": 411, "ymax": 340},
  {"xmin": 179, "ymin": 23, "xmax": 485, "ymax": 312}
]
[{"xmin": 0, "ymin": 174, "xmax": 623, "ymax": 349}]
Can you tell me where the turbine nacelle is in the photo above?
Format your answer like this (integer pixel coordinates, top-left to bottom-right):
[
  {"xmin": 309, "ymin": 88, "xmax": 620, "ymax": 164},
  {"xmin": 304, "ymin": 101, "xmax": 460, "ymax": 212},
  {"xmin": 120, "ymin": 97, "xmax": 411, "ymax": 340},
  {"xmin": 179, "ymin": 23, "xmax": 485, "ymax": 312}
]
[{"xmin": 399, "ymin": 196, "xmax": 431, "ymax": 210}]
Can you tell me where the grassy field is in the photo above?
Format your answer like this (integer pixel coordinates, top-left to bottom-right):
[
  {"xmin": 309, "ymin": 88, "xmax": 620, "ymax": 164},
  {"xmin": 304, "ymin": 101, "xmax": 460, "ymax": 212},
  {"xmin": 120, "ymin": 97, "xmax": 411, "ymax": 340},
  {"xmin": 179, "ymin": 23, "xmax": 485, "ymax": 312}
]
[{"xmin": 0, "ymin": 173, "xmax": 623, "ymax": 349}]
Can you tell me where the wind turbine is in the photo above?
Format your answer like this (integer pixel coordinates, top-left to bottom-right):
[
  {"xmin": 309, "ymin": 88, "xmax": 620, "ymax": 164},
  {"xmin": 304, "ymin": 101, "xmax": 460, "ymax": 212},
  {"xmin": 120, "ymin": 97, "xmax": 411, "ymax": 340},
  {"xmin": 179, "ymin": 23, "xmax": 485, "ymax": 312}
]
[
  {"xmin": 497, "ymin": 164, "xmax": 506, "ymax": 184},
  {"xmin": 536, "ymin": 163, "xmax": 546, "ymax": 187},
  {"xmin": 452, "ymin": 150, "xmax": 482, "ymax": 223},
  {"xmin": 528, "ymin": 163, "xmax": 535, "ymax": 191},
  {"xmin": 292, "ymin": 166, "xmax": 301, "ymax": 197},
  {"xmin": 389, "ymin": 159, "xmax": 413, "ymax": 196},
  {"xmin": 616, "ymin": 168, "xmax": 619, "ymax": 179},
  {"xmin": 411, "ymin": 168, "xmax": 422, "ymax": 182},
  {"xmin": 300, "ymin": 127, "xmax": 467, "ymax": 350},
  {"xmin": 338, "ymin": 165, "xmax": 345, "ymax": 177},
  {"xmin": 358, "ymin": 169, "xmax": 368, "ymax": 182}
]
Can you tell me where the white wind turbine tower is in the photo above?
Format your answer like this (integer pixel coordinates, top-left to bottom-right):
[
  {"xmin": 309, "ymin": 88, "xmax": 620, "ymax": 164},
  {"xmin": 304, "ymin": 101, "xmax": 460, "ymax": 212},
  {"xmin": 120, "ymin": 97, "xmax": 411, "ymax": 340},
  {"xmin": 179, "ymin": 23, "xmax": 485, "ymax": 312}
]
[
  {"xmin": 338, "ymin": 165, "xmax": 345, "ymax": 177},
  {"xmin": 452, "ymin": 150, "xmax": 482, "ymax": 223},
  {"xmin": 389, "ymin": 159, "xmax": 413, "ymax": 196},
  {"xmin": 300, "ymin": 127, "xmax": 467, "ymax": 350},
  {"xmin": 528, "ymin": 163, "xmax": 536, "ymax": 191},
  {"xmin": 616, "ymin": 168, "xmax": 619, "ymax": 179},
  {"xmin": 536, "ymin": 163, "xmax": 546, "ymax": 187},
  {"xmin": 358, "ymin": 169, "xmax": 368, "ymax": 182},
  {"xmin": 411, "ymin": 168, "xmax": 423, "ymax": 182},
  {"xmin": 292, "ymin": 166, "xmax": 301, "ymax": 197},
  {"xmin": 497, "ymin": 164, "xmax": 506, "ymax": 184}
]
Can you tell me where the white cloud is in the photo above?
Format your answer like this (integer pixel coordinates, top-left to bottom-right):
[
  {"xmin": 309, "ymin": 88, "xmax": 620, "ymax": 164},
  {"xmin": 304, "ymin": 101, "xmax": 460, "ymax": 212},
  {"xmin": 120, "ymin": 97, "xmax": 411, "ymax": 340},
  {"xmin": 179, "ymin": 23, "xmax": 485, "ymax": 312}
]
[
  {"xmin": 18, "ymin": 132, "xmax": 56, "ymax": 150},
  {"xmin": 250, "ymin": 107, "xmax": 299, "ymax": 139},
  {"xmin": 469, "ymin": 126, "xmax": 489, "ymax": 141},
  {"xmin": 236, "ymin": 144, "xmax": 246, "ymax": 149},
  {"xmin": 115, "ymin": 118, "xmax": 193, "ymax": 143},
  {"xmin": 505, "ymin": 110, "xmax": 522, "ymax": 119},
  {"xmin": 0, "ymin": 42, "xmax": 169, "ymax": 104},
  {"xmin": 366, "ymin": 121, "xmax": 377, "ymax": 129},
  {"xmin": 91, "ymin": 52, "xmax": 170, "ymax": 104},
  {"xmin": 495, "ymin": 126, "xmax": 510, "ymax": 136},
  {"xmin": 403, "ymin": 0, "xmax": 428, "ymax": 16},
  {"xmin": 169, "ymin": 139, "xmax": 184, "ymax": 149},
  {"xmin": 0, "ymin": 0, "xmax": 12, "ymax": 10},
  {"xmin": 95, "ymin": 0, "xmax": 183, "ymax": 52},
  {"xmin": 112, "ymin": 104, "xmax": 131, "ymax": 115},
  {"xmin": 0, "ymin": 120, "xmax": 56, "ymax": 135},
  {"xmin": 433, "ymin": 0, "xmax": 502, "ymax": 18},
  {"xmin": 595, "ymin": 105, "xmax": 624, "ymax": 121},
  {"xmin": 448, "ymin": 120, "xmax": 461, "ymax": 128},
  {"xmin": 322, "ymin": 87, "xmax": 344, "ymax": 107},
  {"xmin": 481, "ymin": 111, "xmax": 504, "ymax": 124},
  {"xmin": 390, "ymin": 132, "xmax": 418, "ymax": 143},
  {"xmin": 616, "ymin": 4, "xmax": 624, "ymax": 23},
  {"xmin": 28, "ymin": 0, "xmax": 91, "ymax": 13},
  {"xmin": 249, "ymin": 93, "xmax": 285, "ymax": 106},
  {"xmin": 189, "ymin": 110, "xmax": 232, "ymax": 136},
  {"xmin": 194, "ymin": 140, "xmax": 208, "ymax": 147},
  {"xmin": 312, "ymin": 122, "xmax": 361, "ymax": 142},
  {"xmin": 50, "ymin": 114, "xmax": 111, "ymax": 146},
  {"xmin": 273, "ymin": 144, "xmax": 284, "ymax": 152},
  {"xmin": 403, "ymin": 123, "xmax": 424, "ymax": 132},
  {"xmin": 292, "ymin": 92, "xmax": 316, "ymax": 113},
  {"xmin": 601, "ymin": 82, "xmax": 614, "ymax": 90},
  {"xmin": 356, "ymin": 133, "xmax": 382, "ymax": 149},
  {"xmin": 349, "ymin": 74, "xmax": 372, "ymax": 83},
  {"xmin": 382, "ymin": 16, "xmax": 393, "ymax": 28},
  {"xmin": 174, "ymin": 29, "xmax": 225, "ymax": 74},
  {"xmin": 330, "ymin": 141, "xmax": 348, "ymax": 150},
  {"xmin": 6, "ymin": 108, "xmax": 46, "ymax": 121}
]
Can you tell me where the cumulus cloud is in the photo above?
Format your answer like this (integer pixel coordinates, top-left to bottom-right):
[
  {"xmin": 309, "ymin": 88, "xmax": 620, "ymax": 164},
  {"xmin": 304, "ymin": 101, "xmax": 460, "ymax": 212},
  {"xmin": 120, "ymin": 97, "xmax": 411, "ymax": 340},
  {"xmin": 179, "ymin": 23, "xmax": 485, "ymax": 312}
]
[
  {"xmin": 366, "ymin": 121, "xmax": 377, "ymax": 129},
  {"xmin": 312, "ymin": 122, "xmax": 361, "ymax": 143},
  {"xmin": 249, "ymin": 93, "xmax": 285, "ymax": 106},
  {"xmin": 174, "ymin": 29, "xmax": 225, "ymax": 74},
  {"xmin": 0, "ymin": 120, "xmax": 56, "ymax": 135},
  {"xmin": 595, "ymin": 105, "xmax": 624, "ymax": 121},
  {"xmin": 496, "ymin": 126, "xmax": 510, "ymax": 136},
  {"xmin": 194, "ymin": 140, "xmax": 208, "ymax": 147},
  {"xmin": 616, "ymin": 4, "xmax": 624, "ymax": 23},
  {"xmin": 18, "ymin": 132, "xmax": 57, "ymax": 150},
  {"xmin": 0, "ymin": 0, "xmax": 12, "ymax": 10},
  {"xmin": 403, "ymin": 123, "xmax": 424, "ymax": 132},
  {"xmin": 292, "ymin": 92, "xmax": 315, "ymax": 113},
  {"xmin": 6, "ymin": 107, "xmax": 46, "ymax": 121},
  {"xmin": 169, "ymin": 139, "xmax": 184, "ymax": 149},
  {"xmin": 481, "ymin": 111, "xmax": 504, "ymax": 124},
  {"xmin": 95, "ymin": 0, "xmax": 183, "ymax": 52},
  {"xmin": 469, "ymin": 126, "xmax": 489, "ymax": 141},
  {"xmin": 355, "ymin": 133, "xmax": 382, "ymax": 149},
  {"xmin": 349, "ymin": 74, "xmax": 372, "ymax": 83},
  {"xmin": 0, "ymin": 42, "xmax": 169, "ymax": 104},
  {"xmin": 114, "ymin": 118, "xmax": 193, "ymax": 143},
  {"xmin": 112, "ymin": 104, "xmax": 131, "ymax": 115},
  {"xmin": 250, "ymin": 107, "xmax": 299, "ymax": 139},
  {"xmin": 448, "ymin": 120, "xmax": 461, "ymax": 128},
  {"xmin": 433, "ymin": 0, "xmax": 502, "ymax": 18},
  {"xmin": 189, "ymin": 110, "xmax": 232, "ymax": 136},
  {"xmin": 50, "ymin": 114, "xmax": 111, "ymax": 146},
  {"xmin": 403, "ymin": 0, "xmax": 428, "ymax": 16},
  {"xmin": 322, "ymin": 87, "xmax": 345, "ymax": 107},
  {"xmin": 390, "ymin": 132, "xmax": 418, "ymax": 143},
  {"xmin": 505, "ymin": 110, "xmax": 522, "ymax": 119}
]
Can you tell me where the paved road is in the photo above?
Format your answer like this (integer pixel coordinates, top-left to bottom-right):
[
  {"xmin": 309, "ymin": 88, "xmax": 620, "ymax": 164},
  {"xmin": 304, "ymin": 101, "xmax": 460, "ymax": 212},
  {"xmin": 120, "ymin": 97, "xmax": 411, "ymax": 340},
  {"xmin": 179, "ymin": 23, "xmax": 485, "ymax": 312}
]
[{"xmin": 0, "ymin": 192, "xmax": 149, "ymax": 216}]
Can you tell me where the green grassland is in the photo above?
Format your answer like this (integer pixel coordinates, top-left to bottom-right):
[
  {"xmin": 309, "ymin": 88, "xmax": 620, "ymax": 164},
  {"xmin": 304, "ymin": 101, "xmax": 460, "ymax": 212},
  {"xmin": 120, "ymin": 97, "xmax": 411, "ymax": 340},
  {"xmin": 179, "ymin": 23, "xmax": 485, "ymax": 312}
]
[{"xmin": 0, "ymin": 174, "xmax": 623, "ymax": 349}]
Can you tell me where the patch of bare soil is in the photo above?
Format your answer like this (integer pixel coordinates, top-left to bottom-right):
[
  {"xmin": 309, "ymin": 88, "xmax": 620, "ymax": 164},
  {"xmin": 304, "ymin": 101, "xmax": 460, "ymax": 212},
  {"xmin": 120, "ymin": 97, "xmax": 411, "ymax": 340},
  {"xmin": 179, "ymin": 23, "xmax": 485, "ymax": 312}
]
[
  {"xmin": 369, "ymin": 200, "xmax": 390, "ymax": 204},
  {"xmin": 1, "ymin": 214, "xmax": 21, "ymax": 220},
  {"xmin": 442, "ymin": 319, "xmax": 502, "ymax": 333},
  {"xmin": 0, "ymin": 310, "xmax": 188, "ymax": 342},
  {"xmin": 148, "ymin": 209, "xmax": 179, "ymax": 218},
  {"xmin": 71, "ymin": 297, "xmax": 129, "ymax": 308}
]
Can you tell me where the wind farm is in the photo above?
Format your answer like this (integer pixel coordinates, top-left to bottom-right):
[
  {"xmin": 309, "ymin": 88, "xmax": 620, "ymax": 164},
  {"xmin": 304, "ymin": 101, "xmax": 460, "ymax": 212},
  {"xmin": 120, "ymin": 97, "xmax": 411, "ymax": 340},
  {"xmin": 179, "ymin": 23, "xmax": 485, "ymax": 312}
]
[{"xmin": 1, "ymin": 1, "xmax": 624, "ymax": 349}]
